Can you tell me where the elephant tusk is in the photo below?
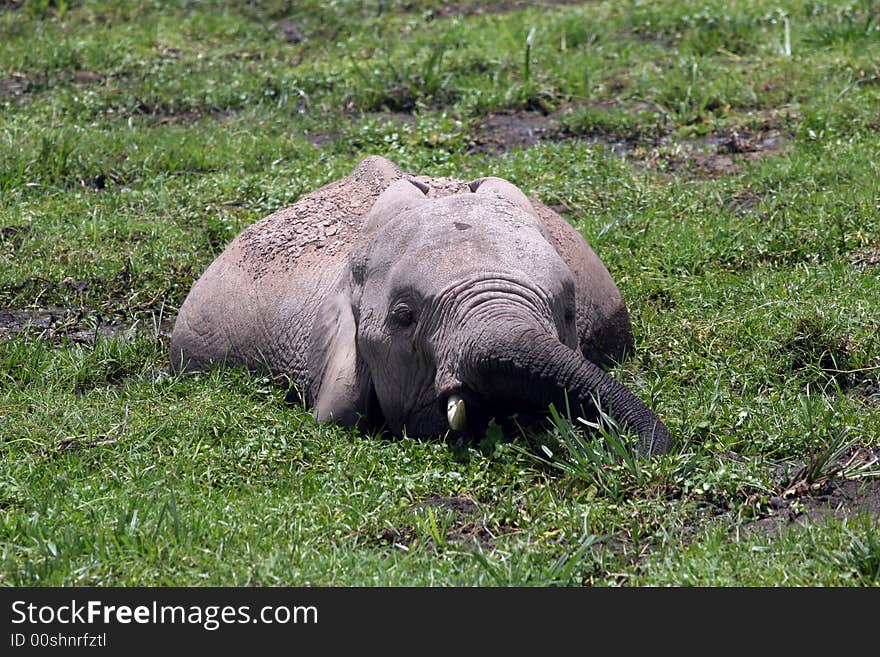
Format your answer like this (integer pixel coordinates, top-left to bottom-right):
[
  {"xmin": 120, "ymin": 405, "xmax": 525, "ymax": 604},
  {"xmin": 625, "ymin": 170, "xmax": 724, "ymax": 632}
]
[{"xmin": 446, "ymin": 395, "xmax": 466, "ymax": 431}]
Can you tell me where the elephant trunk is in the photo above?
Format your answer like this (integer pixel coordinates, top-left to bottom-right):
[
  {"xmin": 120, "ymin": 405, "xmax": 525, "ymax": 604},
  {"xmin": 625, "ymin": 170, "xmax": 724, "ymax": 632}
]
[{"xmin": 458, "ymin": 325, "xmax": 672, "ymax": 456}]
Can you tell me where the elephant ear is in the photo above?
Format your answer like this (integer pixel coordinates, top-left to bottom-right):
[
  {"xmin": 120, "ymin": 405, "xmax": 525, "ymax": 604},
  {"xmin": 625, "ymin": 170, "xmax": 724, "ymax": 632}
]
[
  {"xmin": 468, "ymin": 176, "xmax": 552, "ymax": 241},
  {"xmin": 307, "ymin": 178, "xmax": 429, "ymax": 428},
  {"xmin": 468, "ymin": 176, "xmax": 536, "ymax": 215},
  {"xmin": 360, "ymin": 178, "xmax": 430, "ymax": 234},
  {"xmin": 308, "ymin": 272, "xmax": 375, "ymax": 428}
]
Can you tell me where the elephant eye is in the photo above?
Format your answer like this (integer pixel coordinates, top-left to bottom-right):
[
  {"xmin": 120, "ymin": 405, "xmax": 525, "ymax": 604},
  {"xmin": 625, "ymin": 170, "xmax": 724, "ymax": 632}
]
[{"xmin": 388, "ymin": 302, "xmax": 415, "ymax": 329}]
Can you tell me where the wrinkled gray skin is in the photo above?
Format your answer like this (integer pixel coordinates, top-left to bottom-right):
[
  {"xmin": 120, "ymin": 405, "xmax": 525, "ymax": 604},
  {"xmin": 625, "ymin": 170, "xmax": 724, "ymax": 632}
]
[{"xmin": 170, "ymin": 156, "xmax": 672, "ymax": 455}]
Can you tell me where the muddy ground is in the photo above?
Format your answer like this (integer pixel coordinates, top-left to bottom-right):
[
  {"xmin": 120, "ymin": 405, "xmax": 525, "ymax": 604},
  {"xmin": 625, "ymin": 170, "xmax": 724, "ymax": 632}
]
[
  {"xmin": 375, "ymin": 494, "xmax": 517, "ymax": 551},
  {"xmin": 372, "ymin": 448, "xmax": 880, "ymax": 555},
  {"xmin": 467, "ymin": 105, "xmax": 787, "ymax": 175},
  {"xmin": 0, "ymin": 305, "xmax": 173, "ymax": 342},
  {"xmin": 747, "ymin": 477, "xmax": 880, "ymax": 534},
  {"xmin": 743, "ymin": 445, "xmax": 880, "ymax": 533}
]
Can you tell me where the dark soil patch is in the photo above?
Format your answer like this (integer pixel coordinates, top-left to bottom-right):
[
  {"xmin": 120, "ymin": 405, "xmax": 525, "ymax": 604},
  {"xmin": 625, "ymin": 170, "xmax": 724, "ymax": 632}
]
[
  {"xmin": 0, "ymin": 73, "xmax": 29, "ymax": 96},
  {"xmin": 0, "ymin": 496, "xmax": 25, "ymax": 511},
  {"xmin": 422, "ymin": 494, "xmax": 479, "ymax": 516},
  {"xmin": 468, "ymin": 106, "xmax": 787, "ymax": 169},
  {"xmin": 417, "ymin": 495, "xmax": 516, "ymax": 548},
  {"xmin": 0, "ymin": 306, "xmax": 173, "ymax": 342},
  {"xmin": 0, "ymin": 260, "xmax": 194, "ymax": 317},
  {"xmin": 61, "ymin": 70, "xmax": 104, "ymax": 85},
  {"xmin": 133, "ymin": 101, "xmax": 230, "ymax": 125},
  {"xmin": 644, "ymin": 286, "xmax": 674, "ymax": 310},
  {"xmin": 2, "ymin": 274, "xmax": 116, "ymax": 305},
  {"xmin": 378, "ymin": 521, "xmax": 513, "ymax": 550},
  {"xmin": 724, "ymin": 190, "xmax": 768, "ymax": 216},
  {"xmin": 423, "ymin": 0, "xmax": 585, "ymax": 19},
  {"xmin": 303, "ymin": 131, "xmax": 338, "ymax": 147},
  {"xmin": 374, "ymin": 494, "xmax": 516, "ymax": 550},
  {"xmin": 446, "ymin": 522, "xmax": 515, "ymax": 548},
  {"xmin": 0, "ymin": 225, "xmax": 31, "ymax": 248},
  {"xmin": 664, "ymin": 128, "xmax": 787, "ymax": 176},
  {"xmin": 79, "ymin": 171, "xmax": 124, "ymax": 191},
  {"xmin": 747, "ymin": 477, "xmax": 880, "ymax": 534},
  {"xmin": 1, "ymin": 306, "xmax": 116, "ymax": 341},
  {"xmin": 785, "ymin": 318, "xmax": 849, "ymax": 373},
  {"xmin": 278, "ymin": 19, "xmax": 305, "ymax": 44},
  {"xmin": 706, "ymin": 128, "xmax": 785, "ymax": 155},
  {"xmin": 746, "ymin": 446, "xmax": 880, "ymax": 534},
  {"xmin": 1, "ymin": 276, "xmax": 84, "ymax": 304},
  {"xmin": 1, "ymin": 70, "xmax": 103, "ymax": 99},
  {"xmin": 480, "ymin": 105, "xmax": 646, "ymax": 154},
  {"xmin": 851, "ymin": 244, "xmax": 880, "ymax": 270},
  {"xmin": 0, "ymin": 265, "xmax": 181, "ymax": 342},
  {"xmin": 547, "ymin": 202, "xmax": 573, "ymax": 217},
  {"xmin": 682, "ymin": 151, "xmax": 739, "ymax": 176},
  {"xmin": 852, "ymin": 382, "xmax": 880, "ymax": 408},
  {"xmin": 470, "ymin": 110, "xmax": 560, "ymax": 155},
  {"xmin": 376, "ymin": 525, "xmax": 417, "ymax": 548},
  {"xmin": 2, "ymin": 0, "xmax": 78, "ymax": 14}
]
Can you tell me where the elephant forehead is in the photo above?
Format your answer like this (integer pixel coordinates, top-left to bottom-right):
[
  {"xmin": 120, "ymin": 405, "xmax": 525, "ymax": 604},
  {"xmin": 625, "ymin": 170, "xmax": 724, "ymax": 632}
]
[
  {"xmin": 380, "ymin": 205, "xmax": 570, "ymax": 291},
  {"xmin": 390, "ymin": 195, "xmax": 546, "ymax": 247}
]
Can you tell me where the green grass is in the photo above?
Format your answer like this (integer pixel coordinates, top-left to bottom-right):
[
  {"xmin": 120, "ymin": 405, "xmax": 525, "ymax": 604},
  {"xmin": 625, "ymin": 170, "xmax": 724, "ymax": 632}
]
[{"xmin": 1, "ymin": 0, "xmax": 879, "ymax": 586}]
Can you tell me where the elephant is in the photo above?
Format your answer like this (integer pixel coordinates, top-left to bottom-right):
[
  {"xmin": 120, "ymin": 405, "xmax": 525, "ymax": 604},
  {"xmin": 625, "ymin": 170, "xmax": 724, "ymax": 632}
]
[{"xmin": 170, "ymin": 155, "xmax": 672, "ymax": 456}]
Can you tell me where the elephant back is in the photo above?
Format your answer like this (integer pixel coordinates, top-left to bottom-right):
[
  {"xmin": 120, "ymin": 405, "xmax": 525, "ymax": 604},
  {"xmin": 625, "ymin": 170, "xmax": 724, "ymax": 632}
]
[{"xmin": 233, "ymin": 156, "xmax": 405, "ymax": 281}]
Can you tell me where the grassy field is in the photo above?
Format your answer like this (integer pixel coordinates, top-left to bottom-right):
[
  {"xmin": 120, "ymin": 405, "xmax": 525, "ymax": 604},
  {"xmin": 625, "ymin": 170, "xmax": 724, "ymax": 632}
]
[{"xmin": 1, "ymin": 0, "xmax": 879, "ymax": 586}]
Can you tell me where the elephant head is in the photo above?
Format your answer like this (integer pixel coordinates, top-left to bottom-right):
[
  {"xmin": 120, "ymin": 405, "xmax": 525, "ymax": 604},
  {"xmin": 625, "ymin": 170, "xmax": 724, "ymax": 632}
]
[{"xmin": 308, "ymin": 176, "xmax": 672, "ymax": 456}]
